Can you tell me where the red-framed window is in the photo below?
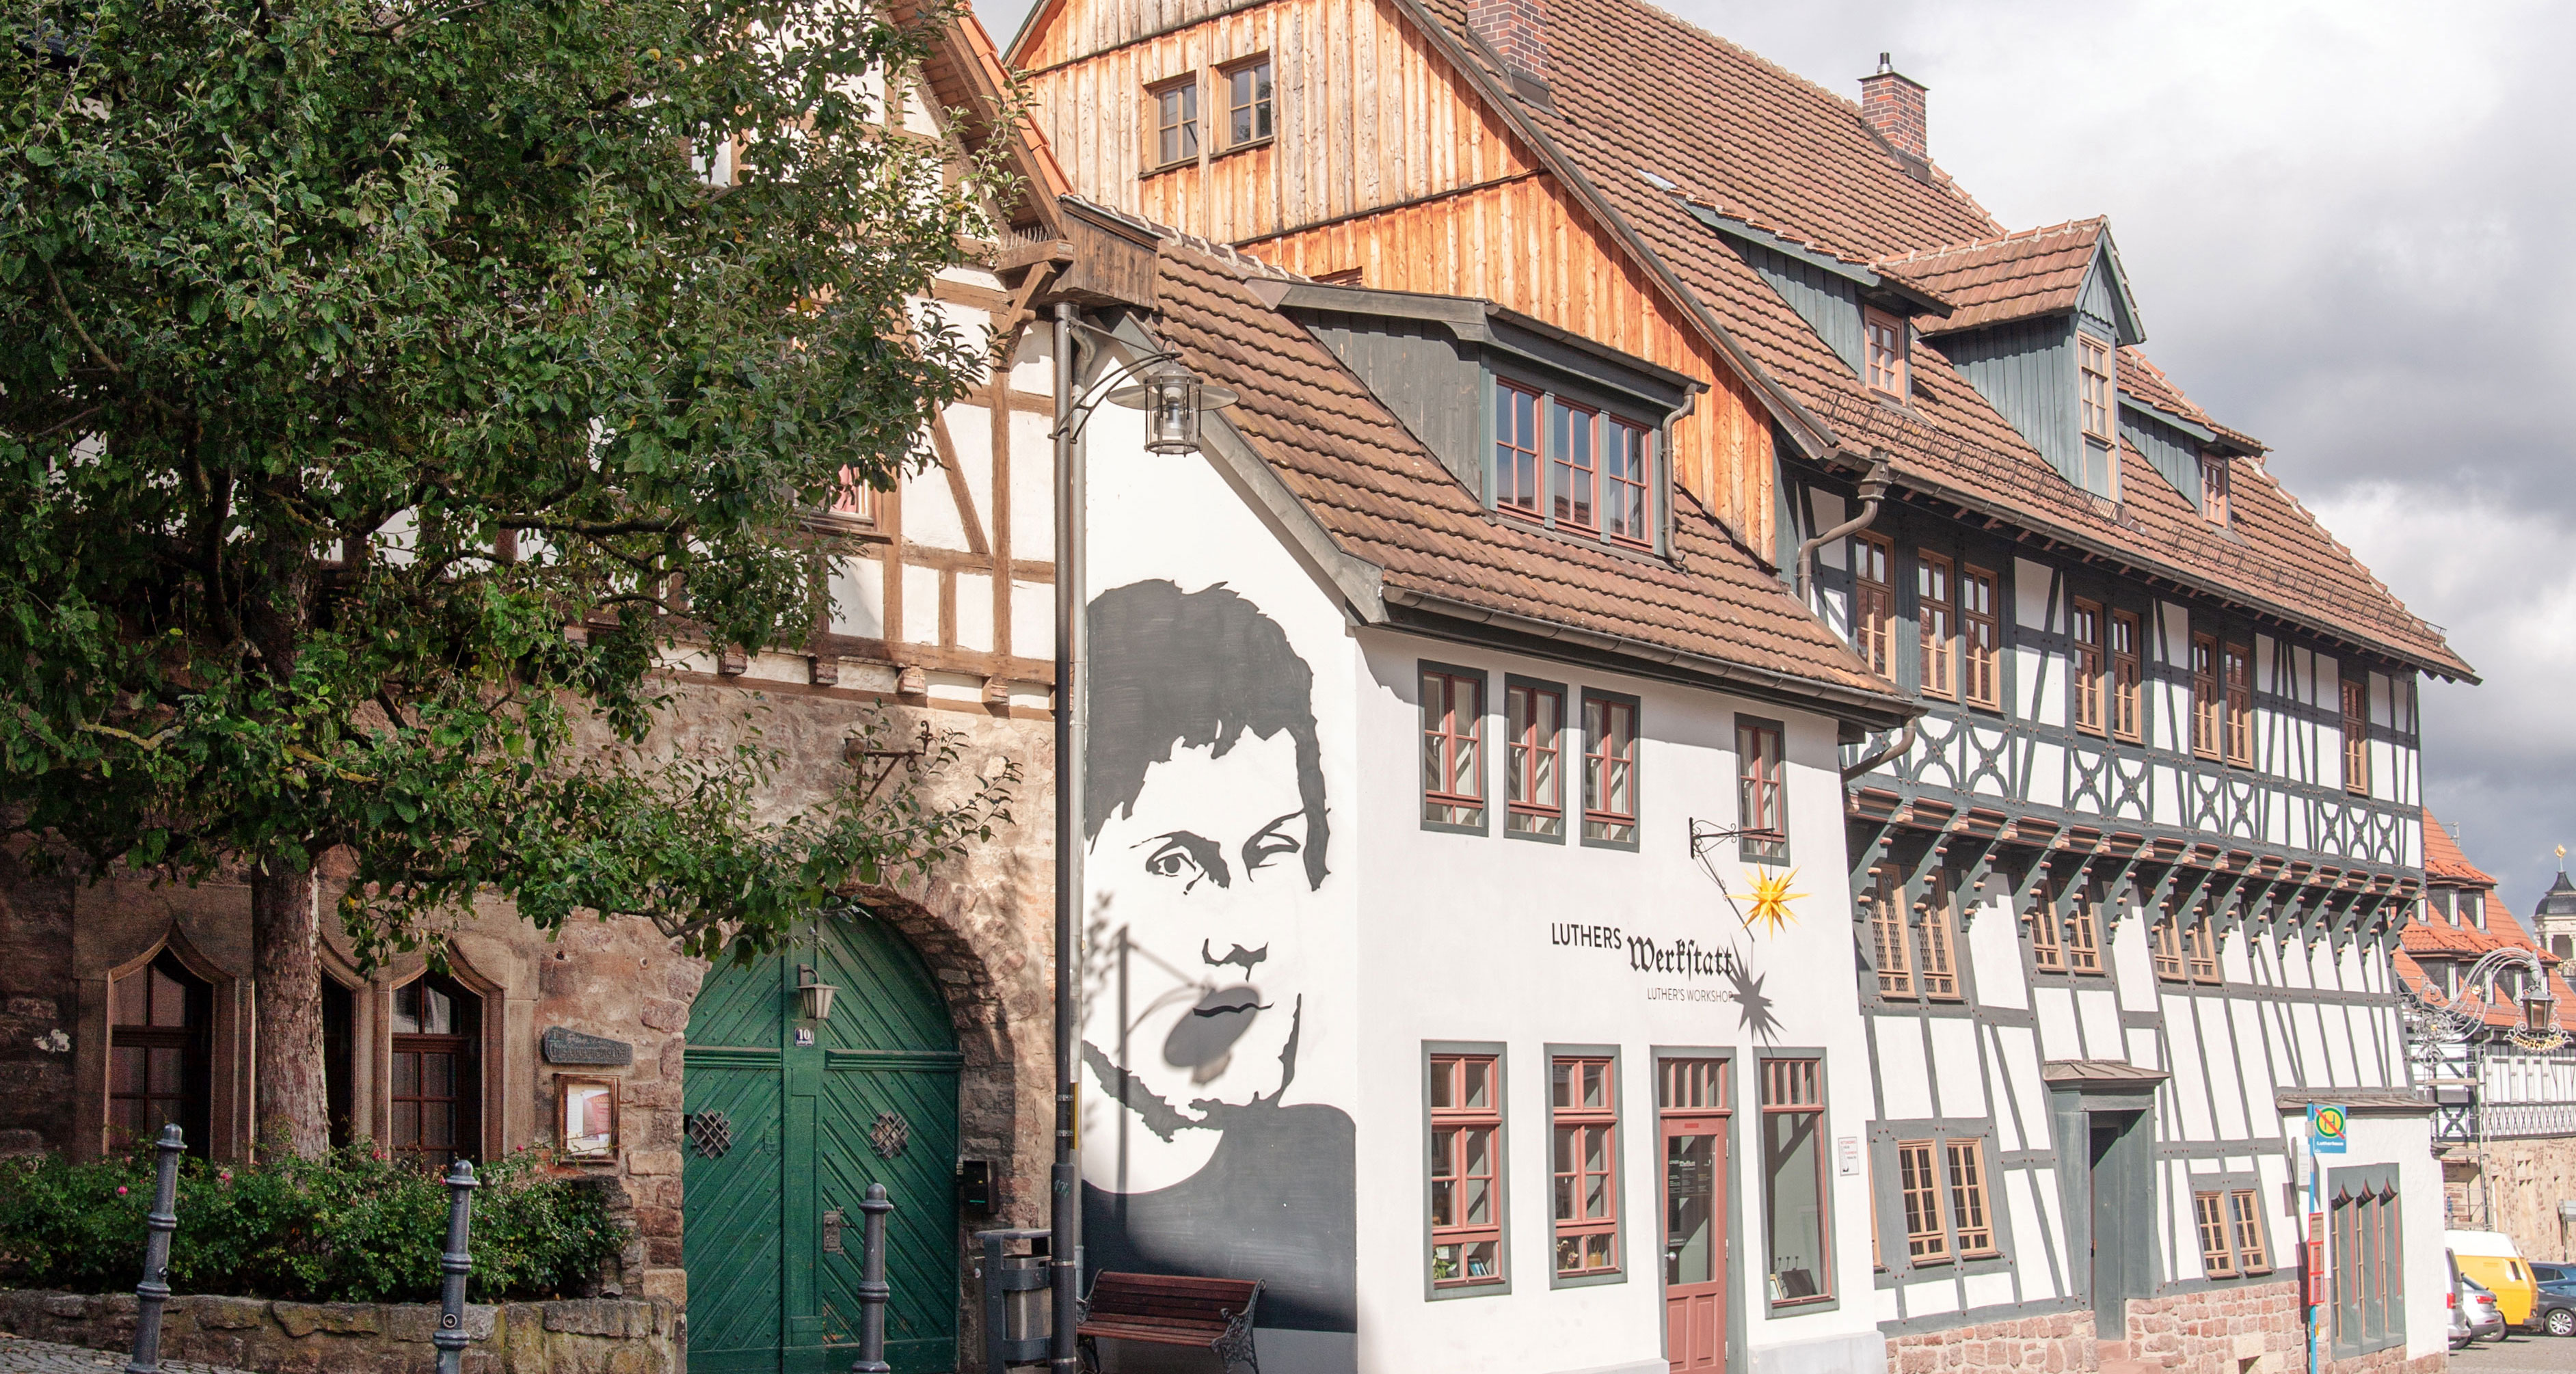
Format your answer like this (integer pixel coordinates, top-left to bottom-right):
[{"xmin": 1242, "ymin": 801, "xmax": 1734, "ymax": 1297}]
[
  {"xmin": 1603, "ymin": 419, "xmax": 1652, "ymax": 545},
  {"xmin": 1736, "ymin": 718, "xmax": 1786, "ymax": 862},
  {"xmin": 1917, "ymin": 873, "xmax": 1960, "ymax": 1001},
  {"xmin": 1917, "ymin": 552, "xmax": 1955, "ymax": 699},
  {"xmin": 1430, "ymin": 1053, "xmax": 1505, "ymax": 1288},
  {"xmin": 1551, "ymin": 399, "xmax": 1598, "ymax": 530},
  {"xmin": 2110, "ymin": 610, "xmax": 2143, "ymax": 742},
  {"xmin": 2153, "ymin": 916, "xmax": 2188, "ymax": 982},
  {"xmin": 2199, "ymin": 453, "xmax": 2231, "ymax": 524},
  {"xmin": 1864, "ymin": 308, "xmax": 1909, "ymax": 399},
  {"xmin": 1551, "ymin": 1055, "xmax": 1620, "ymax": 1278},
  {"xmin": 1582, "ymin": 694, "xmax": 1639, "ymax": 845},
  {"xmin": 1495, "ymin": 381, "xmax": 1543, "ymax": 515},
  {"xmin": 1505, "ymin": 681, "xmax": 1565, "ymax": 838},
  {"xmin": 1853, "ymin": 534, "xmax": 1894, "ymax": 676},
  {"xmin": 390, "ymin": 974, "xmax": 481, "ymax": 1169},
  {"xmin": 2340, "ymin": 678, "xmax": 2370, "ymax": 795},
  {"xmin": 2185, "ymin": 915, "xmax": 2221, "ymax": 984},
  {"xmin": 2190, "ymin": 632, "xmax": 2222, "ymax": 759},
  {"xmin": 2028, "ymin": 895, "xmax": 2063, "ymax": 971},
  {"xmin": 2071, "ymin": 599, "xmax": 2105, "ymax": 736},
  {"xmin": 1760, "ymin": 1058, "xmax": 1832, "ymax": 1305},
  {"xmin": 2222, "ymin": 642, "xmax": 2253, "ymax": 766},
  {"xmin": 2078, "ymin": 334, "xmax": 2115, "ymax": 441},
  {"xmin": 1961, "ymin": 566, "xmax": 2000, "ymax": 709},
  {"xmin": 1421, "ymin": 668, "xmax": 1486, "ymax": 829}
]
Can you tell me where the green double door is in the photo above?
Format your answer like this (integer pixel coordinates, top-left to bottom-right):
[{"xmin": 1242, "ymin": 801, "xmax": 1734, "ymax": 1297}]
[{"xmin": 684, "ymin": 915, "xmax": 963, "ymax": 1373}]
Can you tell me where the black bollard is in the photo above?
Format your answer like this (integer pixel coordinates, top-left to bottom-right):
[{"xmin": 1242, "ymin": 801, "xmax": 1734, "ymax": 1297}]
[
  {"xmin": 850, "ymin": 1183, "xmax": 894, "ymax": 1374},
  {"xmin": 124, "ymin": 1124, "xmax": 185, "ymax": 1374},
  {"xmin": 433, "ymin": 1160, "xmax": 479, "ymax": 1374}
]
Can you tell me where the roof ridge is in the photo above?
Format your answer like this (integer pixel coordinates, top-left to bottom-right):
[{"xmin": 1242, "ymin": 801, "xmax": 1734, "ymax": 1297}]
[{"xmin": 1873, "ymin": 216, "xmax": 2108, "ymax": 267}]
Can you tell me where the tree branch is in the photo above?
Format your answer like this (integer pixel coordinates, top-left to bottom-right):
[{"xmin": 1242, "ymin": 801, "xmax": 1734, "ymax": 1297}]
[{"xmin": 46, "ymin": 268, "xmax": 123, "ymax": 378}]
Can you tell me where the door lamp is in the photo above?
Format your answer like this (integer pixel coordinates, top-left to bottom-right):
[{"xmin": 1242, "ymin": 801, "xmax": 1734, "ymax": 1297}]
[{"xmin": 796, "ymin": 964, "xmax": 839, "ymax": 1023}]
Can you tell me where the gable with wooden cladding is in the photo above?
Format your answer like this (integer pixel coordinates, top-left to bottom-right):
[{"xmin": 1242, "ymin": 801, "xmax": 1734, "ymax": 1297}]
[{"xmin": 1008, "ymin": 0, "xmax": 1788, "ymax": 552}]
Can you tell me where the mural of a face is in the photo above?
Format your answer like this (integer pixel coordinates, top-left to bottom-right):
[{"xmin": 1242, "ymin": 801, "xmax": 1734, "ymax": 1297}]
[{"xmin": 1081, "ymin": 578, "xmax": 1355, "ymax": 1344}]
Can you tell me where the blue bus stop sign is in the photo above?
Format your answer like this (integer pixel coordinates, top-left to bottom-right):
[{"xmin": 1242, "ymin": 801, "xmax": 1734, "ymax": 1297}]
[{"xmin": 2309, "ymin": 1103, "xmax": 2348, "ymax": 1155}]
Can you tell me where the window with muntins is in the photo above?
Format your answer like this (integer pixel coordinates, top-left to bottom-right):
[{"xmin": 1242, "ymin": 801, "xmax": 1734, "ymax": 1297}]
[
  {"xmin": 2110, "ymin": 610, "xmax": 2143, "ymax": 742},
  {"xmin": 2185, "ymin": 916, "xmax": 2221, "ymax": 984},
  {"xmin": 2079, "ymin": 334, "xmax": 2114, "ymax": 442},
  {"xmin": 1551, "ymin": 400, "xmax": 1598, "ymax": 530},
  {"xmin": 1603, "ymin": 419, "xmax": 1652, "ymax": 545},
  {"xmin": 1223, "ymin": 57, "xmax": 1274, "ymax": 146},
  {"xmin": 1918, "ymin": 552, "xmax": 1955, "ymax": 699},
  {"xmin": 1869, "ymin": 866, "xmax": 1912, "ymax": 997},
  {"xmin": 1421, "ymin": 668, "xmax": 1486, "ymax": 829},
  {"xmin": 2194, "ymin": 1191, "xmax": 2238, "ymax": 1278},
  {"xmin": 1916, "ymin": 874, "xmax": 1960, "ymax": 1001},
  {"xmin": 391, "ymin": 974, "xmax": 481, "ymax": 1168},
  {"xmin": 2027, "ymin": 898, "xmax": 2063, "ymax": 971},
  {"xmin": 2227, "ymin": 1189, "xmax": 2272, "ymax": 1274},
  {"xmin": 1429, "ymin": 1053, "xmax": 1505, "ymax": 1289},
  {"xmin": 2340, "ymin": 678, "xmax": 2370, "ymax": 795},
  {"xmin": 1760, "ymin": 1058, "xmax": 1831, "ymax": 1305},
  {"xmin": 1551, "ymin": 1056, "xmax": 1619, "ymax": 1278},
  {"xmin": 2071, "ymin": 599, "xmax": 2105, "ymax": 735},
  {"xmin": 1505, "ymin": 682, "xmax": 1565, "ymax": 839},
  {"xmin": 109, "ymin": 953, "xmax": 211, "ymax": 1155},
  {"xmin": 2190, "ymin": 632, "xmax": 2222, "ymax": 759},
  {"xmin": 1896, "ymin": 1140, "xmax": 1948, "ymax": 1263},
  {"xmin": 2153, "ymin": 916, "xmax": 2187, "ymax": 982},
  {"xmin": 1151, "ymin": 79, "xmax": 1199, "ymax": 167},
  {"xmin": 1582, "ymin": 694, "xmax": 1638, "ymax": 846},
  {"xmin": 1495, "ymin": 382, "xmax": 1542, "ymax": 516},
  {"xmin": 2065, "ymin": 885, "xmax": 2104, "ymax": 974},
  {"xmin": 1946, "ymin": 1140, "xmax": 1996, "ymax": 1256},
  {"xmin": 1736, "ymin": 718, "xmax": 1787, "ymax": 863},
  {"xmin": 1961, "ymin": 566, "xmax": 2000, "ymax": 710},
  {"xmin": 2199, "ymin": 453, "xmax": 2231, "ymax": 524},
  {"xmin": 2222, "ymin": 642, "xmax": 2253, "ymax": 766},
  {"xmin": 2331, "ymin": 1170, "xmax": 2403, "ymax": 1357},
  {"xmin": 1864, "ymin": 309, "xmax": 1908, "ymax": 398},
  {"xmin": 1853, "ymin": 534, "xmax": 1895, "ymax": 676}
]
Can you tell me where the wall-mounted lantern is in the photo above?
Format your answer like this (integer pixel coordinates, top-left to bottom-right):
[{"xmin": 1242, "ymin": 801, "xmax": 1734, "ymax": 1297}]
[
  {"xmin": 2528, "ymin": 993, "xmax": 2557, "ymax": 1034},
  {"xmin": 1108, "ymin": 361, "xmax": 1236, "ymax": 457},
  {"xmin": 797, "ymin": 964, "xmax": 840, "ymax": 1023}
]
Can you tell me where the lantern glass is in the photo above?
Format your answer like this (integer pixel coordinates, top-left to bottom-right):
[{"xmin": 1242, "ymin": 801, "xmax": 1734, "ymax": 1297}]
[
  {"xmin": 1144, "ymin": 368, "xmax": 1202, "ymax": 454},
  {"xmin": 2530, "ymin": 996, "xmax": 2555, "ymax": 1033},
  {"xmin": 796, "ymin": 965, "xmax": 839, "ymax": 1022}
]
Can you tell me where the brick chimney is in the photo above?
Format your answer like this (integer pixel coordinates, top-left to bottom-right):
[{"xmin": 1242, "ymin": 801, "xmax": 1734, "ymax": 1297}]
[
  {"xmin": 1858, "ymin": 53, "xmax": 1927, "ymax": 161},
  {"xmin": 1468, "ymin": 0, "xmax": 1547, "ymax": 85}
]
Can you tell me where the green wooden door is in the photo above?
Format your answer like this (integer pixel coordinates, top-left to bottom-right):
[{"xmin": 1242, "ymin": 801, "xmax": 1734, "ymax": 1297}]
[{"xmin": 684, "ymin": 914, "xmax": 963, "ymax": 1374}]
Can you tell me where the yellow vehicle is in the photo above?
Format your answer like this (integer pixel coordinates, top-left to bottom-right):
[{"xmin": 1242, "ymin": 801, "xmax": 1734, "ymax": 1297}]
[{"xmin": 2448, "ymin": 1230, "xmax": 2540, "ymax": 1328}]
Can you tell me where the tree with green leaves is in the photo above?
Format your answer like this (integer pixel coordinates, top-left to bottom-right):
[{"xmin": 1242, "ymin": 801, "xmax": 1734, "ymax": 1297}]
[{"xmin": 0, "ymin": 0, "xmax": 1019, "ymax": 1156}]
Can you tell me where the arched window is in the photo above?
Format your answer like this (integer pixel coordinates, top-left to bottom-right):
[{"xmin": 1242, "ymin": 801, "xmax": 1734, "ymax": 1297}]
[
  {"xmin": 390, "ymin": 974, "xmax": 482, "ymax": 1168},
  {"xmin": 109, "ymin": 952, "xmax": 211, "ymax": 1157}
]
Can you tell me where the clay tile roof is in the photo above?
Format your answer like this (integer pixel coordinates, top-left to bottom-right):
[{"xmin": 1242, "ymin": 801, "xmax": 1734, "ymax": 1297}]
[
  {"xmin": 2400, "ymin": 919, "xmax": 2505, "ymax": 958},
  {"xmin": 1873, "ymin": 220, "xmax": 2107, "ymax": 335},
  {"xmin": 1399, "ymin": 0, "xmax": 2471, "ymax": 681},
  {"xmin": 2421, "ymin": 810, "xmax": 2500, "ymax": 889},
  {"xmin": 1136, "ymin": 233, "xmax": 1913, "ymax": 720}
]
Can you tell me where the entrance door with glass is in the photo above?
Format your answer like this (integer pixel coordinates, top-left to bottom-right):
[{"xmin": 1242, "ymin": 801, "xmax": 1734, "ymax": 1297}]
[{"xmin": 1659, "ymin": 1058, "xmax": 1728, "ymax": 1373}]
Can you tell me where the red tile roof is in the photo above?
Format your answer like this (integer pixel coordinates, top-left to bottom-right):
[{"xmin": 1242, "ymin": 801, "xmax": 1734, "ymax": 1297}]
[
  {"xmin": 2421, "ymin": 809, "xmax": 2500, "ymax": 889},
  {"xmin": 1875, "ymin": 220, "xmax": 2111, "ymax": 336},
  {"xmin": 1136, "ymin": 235, "xmax": 1914, "ymax": 722},
  {"xmin": 1400, "ymin": 0, "xmax": 2471, "ymax": 679}
]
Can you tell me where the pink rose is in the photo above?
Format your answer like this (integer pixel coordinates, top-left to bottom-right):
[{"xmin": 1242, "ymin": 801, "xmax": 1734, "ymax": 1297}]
[{"xmin": 116, "ymin": 1186, "xmax": 127, "ymax": 1196}]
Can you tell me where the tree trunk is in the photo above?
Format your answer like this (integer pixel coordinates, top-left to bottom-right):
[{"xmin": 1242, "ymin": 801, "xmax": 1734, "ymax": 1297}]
[{"xmin": 250, "ymin": 861, "xmax": 330, "ymax": 1159}]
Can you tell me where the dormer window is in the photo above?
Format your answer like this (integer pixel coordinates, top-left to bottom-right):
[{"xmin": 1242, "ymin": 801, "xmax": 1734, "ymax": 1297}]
[
  {"xmin": 1864, "ymin": 309, "xmax": 1908, "ymax": 399},
  {"xmin": 1492, "ymin": 378, "xmax": 1661, "ymax": 550},
  {"xmin": 2078, "ymin": 335, "xmax": 2115, "ymax": 442},
  {"xmin": 2199, "ymin": 453, "xmax": 2230, "ymax": 524}
]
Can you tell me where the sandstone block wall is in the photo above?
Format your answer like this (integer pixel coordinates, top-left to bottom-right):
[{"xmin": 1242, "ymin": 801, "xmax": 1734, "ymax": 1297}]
[
  {"xmin": 1883, "ymin": 1282, "xmax": 2438, "ymax": 1374},
  {"xmin": 2443, "ymin": 1136, "xmax": 2576, "ymax": 1262},
  {"xmin": 0, "ymin": 1289, "xmax": 679, "ymax": 1374}
]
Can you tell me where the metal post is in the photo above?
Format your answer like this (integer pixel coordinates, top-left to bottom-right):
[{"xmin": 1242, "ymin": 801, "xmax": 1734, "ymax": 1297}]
[
  {"xmin": 851, "ymin": 1183, "xmax": 894, "ymax": 1374},
  {"xmin": 433, "ymin": 1160, "xmax": 479, "ymax": 1374},
  {"xmin": 124, "ymin": 1124, "xmax": 184, "ymax": 1374},
  {"xmin": 1049, "ymin": 301, "xmax": 1086, "ymax": 1374}
]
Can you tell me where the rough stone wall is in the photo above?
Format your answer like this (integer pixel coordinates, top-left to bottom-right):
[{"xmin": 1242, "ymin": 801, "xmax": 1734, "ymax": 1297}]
[
  {"xmin": 1884, "ymin": 1282, "xmax": 2438, "ymax": 1374},
  {"xmin": 0, "ymin": 1289, "xmax": 677, "ymax": 1374},
  {"xmin": 2442, "ymin": 1136, "xmax": 2576, "ymax": 1261},
  {"xmin": 0, "ymin": 849, "xmax": 75, "ymax": 1158}
]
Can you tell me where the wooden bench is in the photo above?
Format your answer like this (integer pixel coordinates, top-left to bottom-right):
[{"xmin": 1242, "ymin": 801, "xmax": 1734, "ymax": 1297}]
[{"xmin": 1075, "ymin": 1271, "xmax": 1262, "ymax": 1374}]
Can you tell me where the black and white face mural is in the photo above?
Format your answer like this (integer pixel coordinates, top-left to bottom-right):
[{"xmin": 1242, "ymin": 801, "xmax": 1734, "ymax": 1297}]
[{"xmin": 1081, "ymin": 578, "xmax": 1356, "ymax": 1348}]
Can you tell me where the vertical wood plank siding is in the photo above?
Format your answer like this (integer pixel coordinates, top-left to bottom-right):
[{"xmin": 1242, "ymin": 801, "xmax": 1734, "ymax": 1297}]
[
  {"xmin": 1021, "ymin": 0, "xmax": 1777, "ymax": 547},
  {"xmin": 1936, "ymin": 319, "xmax": 2076, "ymax": 488}
]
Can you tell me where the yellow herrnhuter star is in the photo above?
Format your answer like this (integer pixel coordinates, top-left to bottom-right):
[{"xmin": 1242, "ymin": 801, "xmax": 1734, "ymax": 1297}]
[{"xmin": 1743, "ymin": 868, "xmax": 1807, "ymax": 934}]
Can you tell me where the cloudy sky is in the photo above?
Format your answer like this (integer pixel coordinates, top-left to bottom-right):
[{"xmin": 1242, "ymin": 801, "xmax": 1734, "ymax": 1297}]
[{"xmin": 974, "ymin": 0, "xmax": 2576, "ymax": 912}]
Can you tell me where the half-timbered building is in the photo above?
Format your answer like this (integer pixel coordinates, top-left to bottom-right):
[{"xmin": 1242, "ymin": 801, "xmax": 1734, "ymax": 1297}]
[{"xmin": 1010, "ymin": 1, "xmax": 2473, "ymax": 1371}]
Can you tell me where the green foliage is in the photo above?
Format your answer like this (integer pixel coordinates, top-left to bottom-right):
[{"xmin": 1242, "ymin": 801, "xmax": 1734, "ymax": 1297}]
[
  {"xmin": 0, "ymin": 1144, "xmax": 624, "ymax": 1302},
  {"xmin": 0, "ymin": 0, "xmax": 1020, "ymax": 963}
]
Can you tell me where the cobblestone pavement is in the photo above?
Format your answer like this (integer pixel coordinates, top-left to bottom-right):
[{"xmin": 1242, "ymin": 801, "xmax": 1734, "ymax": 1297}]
[{"xmin": 0, "ymin": 1334, "xmax": 260, "ymax": 1374}]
